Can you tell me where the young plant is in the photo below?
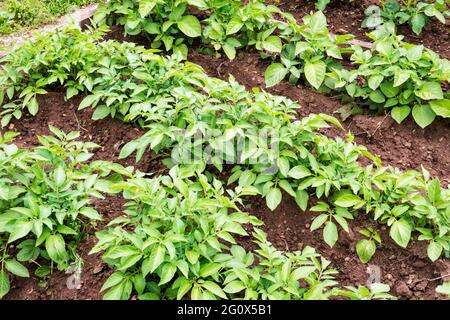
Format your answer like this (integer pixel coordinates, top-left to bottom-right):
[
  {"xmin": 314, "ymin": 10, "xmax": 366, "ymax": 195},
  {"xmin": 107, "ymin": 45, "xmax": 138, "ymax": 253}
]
[
  {"xmin": 92, "ymin": 168, "xmax": 341, "ymax": 300},
  {"xmin": 310, "ymin": 202, "xmax": 355, "ymax": 248},
  {"xmin": 363, "ymin": 0, "xmax": 449, "ymax": 35},
  {"xmin": 0, "ymin": 126, "xmax": 129, "ymax": 298},
  {"xmin": 436, "ymin": 281, "xmax": 450, "ymax": 297}
]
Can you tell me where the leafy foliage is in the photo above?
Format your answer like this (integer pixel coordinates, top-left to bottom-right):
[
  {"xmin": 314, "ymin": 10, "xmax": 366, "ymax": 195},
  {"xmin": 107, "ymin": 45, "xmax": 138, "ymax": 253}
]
[
  {"xmin": 0, "ymin": 27, "xmax": 448, "ymax": 263},
  {"xmin": 332, "ymin": 22, "xmax": 450, "ymax": 128},
  {"xmin": 0, "ymin": 126, "xmax": 129, "ymax": 298},
  {"xmin": 92, "ymin": 1, "xmax": 450, "ymax": 128},
  {"xmin": 362, "ymin": 0, "xmax": 449, "ymax": 35}
]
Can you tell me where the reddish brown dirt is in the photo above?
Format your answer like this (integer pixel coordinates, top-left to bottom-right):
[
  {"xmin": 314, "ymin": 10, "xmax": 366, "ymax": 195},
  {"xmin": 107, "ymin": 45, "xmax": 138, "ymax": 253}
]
[{"xmin": 267, "ymin": 0, "xmax": 450, "ymax": 59}]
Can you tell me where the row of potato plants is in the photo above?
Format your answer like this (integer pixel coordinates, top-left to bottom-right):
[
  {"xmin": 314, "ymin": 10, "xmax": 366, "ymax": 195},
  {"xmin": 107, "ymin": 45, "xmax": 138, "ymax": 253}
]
[
  {"xmin": 0, "ymin": 27, "xmax": 448, "ymax": 264},
  {"xmin": 361, "ymin": 0, "xmax": 449, "ymax": 35},
  {"xmin": 92, "ymin": 0, "xmax": 450, "ymax": 128},
  {"xmin": 0, "ymin": 130, "xmax": 395, "ymax": 300},
  {"xmin": 0, "ymin": 126, "xmax": 134, "ymax": 298}
]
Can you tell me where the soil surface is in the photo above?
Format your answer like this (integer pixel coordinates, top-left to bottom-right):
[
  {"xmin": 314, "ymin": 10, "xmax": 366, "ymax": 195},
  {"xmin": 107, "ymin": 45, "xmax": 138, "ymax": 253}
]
[{"xmin": 2, "ymin": 1, "xmax": 450, "ymax": 300}]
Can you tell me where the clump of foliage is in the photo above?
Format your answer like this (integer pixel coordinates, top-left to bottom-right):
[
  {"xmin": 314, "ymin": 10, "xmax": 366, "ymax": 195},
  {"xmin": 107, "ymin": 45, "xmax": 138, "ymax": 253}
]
[
  {"xmin": 362, "ymin": 0, "xmax": 449, "ymax": 35},
  {"xmin": 331, "ymin": 22, "xmax": 450, "ymax": 127},
  {"xmin": 92, "ymin": 167, "xmax": 394, "ymax": 300},
  {"xmin": 0, "ymin": 126, "xmax": 130, "ymax": 298}
]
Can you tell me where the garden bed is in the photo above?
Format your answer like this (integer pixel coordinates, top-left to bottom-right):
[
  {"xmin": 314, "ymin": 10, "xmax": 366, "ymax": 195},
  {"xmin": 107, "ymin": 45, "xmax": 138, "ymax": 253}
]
[{"xmin": 0, "ymin": 0, "xmax": 449, "ymax": 301}]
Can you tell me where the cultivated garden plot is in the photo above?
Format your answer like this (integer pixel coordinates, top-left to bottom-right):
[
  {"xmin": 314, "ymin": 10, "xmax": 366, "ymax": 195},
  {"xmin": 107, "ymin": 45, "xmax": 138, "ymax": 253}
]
[{"xmin": 0, "ymin": 0, "xmax": 449, "ymax": 301}]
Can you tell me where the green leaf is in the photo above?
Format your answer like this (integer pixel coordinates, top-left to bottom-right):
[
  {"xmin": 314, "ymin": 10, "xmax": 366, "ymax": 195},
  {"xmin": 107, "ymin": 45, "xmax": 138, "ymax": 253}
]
[
  {"xmin": 223, "ymin": 43, "xmax": 236, "ymax": 60},
  {"xmin": 309, "ymin": 11, "xmax": 327, "ymax": 32},
  {"xmin": 310, "ymin": 214, "xmax": 328, "ymax": 231},
  {"xmin": 389, "ymin": 219, "xmax": 412, "ymax": 248},
  {"xmin": 391, "ymin": 106, "xmax": 411, "ymax": 124},
  {"xmin": 103, "ymin": 283, "xmax": 124, "ymax": 300},
  {"xmin": 295, "ymin": 189, "xmax": 309, "ymax": 211},
  {"xmin": 414, "ymin": 82, "xmax": 443, "ymax": 100},
  {"xmin": 394, "ymin": 69, "xmax": 409, "ymax": 87},
  {"xmin": 5, "ymin": 259, "xmax": 30, "ymax": 278},
  {"xmin": 45, "ymin": 234, "xmax": 67, "ymax": 264},
  {"xmin": 304, "ymin": 60, "xmax": 326, "ymax": 90},
  {"xmin": 8, "ymin": 221, "xmax": 33, "ymax": 243},
  {"xmin": 139, "ymin": 0, "xmax": 156, "ymax": 18},
  {"xmin": 177, "ymin": 15, "xmax": 201, "ymax": 37},
  {"xmin": 177, "ymin": 279, "xmax": 192, "ymax": 300},
  {"xmin": 265, "ymin": 63, "xmax": 287, "ymax": 87},
  {"xmin": 159, "ymin": 263, "xmax": 177, "ymax": 285},
  {"xmin": 412, "ymin": 104, "xmax": 436, "ymax": 128},
  {"xmin": 356, "ymin": 239, "xmax": 376, "ymax": 263},
  {"xmin": 78, "ymin": 94, "xmax": 99, "ymax": 110},
  {"xmin": 226, "ymin": 17, "xmax": 243, "ymax": 35},
  {"xmin": 79, "ymin": 207, "xmax": 102, "ymax": 221},
  {"xmin": 291, "ymin": 266, "xmax": 316, "ymax": 280},
  {"xmin": 266, "ymin": 187, "xmax": 282, "ymax": 211},
  {"xmin": 411, "ymin": 13, "xmax": 426, "ymax": 35},
  {"xmin": 27, "ymin": 97, "xmax": 39, "ymax": 116},
  {"xmin": 368, "ymin": 75, "xmax": 383, "ymax": 90},
  {"xmin": 429, "ymin": 99, "xmax": 450, "ymax": 118},
  {"xmin": 427, "ymin": 241, "xmax": 442, "ymax": 262},
  {"xmin": 101, "ymin": 272, "xmax": 124, "ymax": 292},
  {"xmin": 380, "ymin": 82, "xmax": 399, "ymax": 98},
  {"xmin": 288, "ymin": 165, "xmax": 311, "ymax": 179},
  {"xmin": 316, "ymin": 0, "xmax": 330, "ymax": 11},
  {"xmin": 54, "ymin": 166, "xmax": 66, "ymax": 186},
  {"xmin": 369, "ymin": 90, "xmax": 385, "ymax": 103},
  {"xmin": 202, "ymin": 281, "xmax": 227, "ymax": 299},
  {"xmin": 334, "ymin": 194, "xmax": 362, "ymax": 207},
  {"xmin": 148, "ymin": 244, "xmax": 166, "ymax": 273},
  {"xmin": 436, "ymin": 282, "xmax": 450, "ymax": 297},
  {"xmin": 92, "ymin": 105, "xmax": 111, "ymax": 120},
  {"xmin": 223, "ymin": 280, "xmax": 246, "ymax": 294},
  {"xmin": 263, "ymin": 36, "xmax": 282, "ymax": 53},
  {"xmin": 323, "ymin": 222, "xmax": 338, "ymax": 247},
  {"xmin": 0, "ymin": 271, "xmax": 10, "ymax": 299}
]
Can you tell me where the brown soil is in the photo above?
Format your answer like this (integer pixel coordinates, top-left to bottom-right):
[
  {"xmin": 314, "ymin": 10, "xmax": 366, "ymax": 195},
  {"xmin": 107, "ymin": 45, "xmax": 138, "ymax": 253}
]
[{"xmin": 267, "ymin": 0, "xmax": 450, "ymax": 59}]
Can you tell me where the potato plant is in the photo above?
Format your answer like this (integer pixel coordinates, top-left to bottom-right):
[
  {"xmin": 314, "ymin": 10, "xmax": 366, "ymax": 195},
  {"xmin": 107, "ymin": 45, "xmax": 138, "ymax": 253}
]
[
  {"xmin": 332, "ymin": 22, "xmax": 450, "ymax": 128},
  {"xmin": 0, "ymin": 126, "xmax": 130, "ymax": 298},
  {"xmin": 92, "ymin": 167, "xmax": 392, "ymax": 300}
]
